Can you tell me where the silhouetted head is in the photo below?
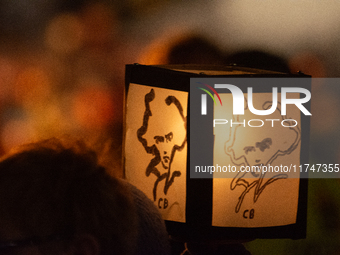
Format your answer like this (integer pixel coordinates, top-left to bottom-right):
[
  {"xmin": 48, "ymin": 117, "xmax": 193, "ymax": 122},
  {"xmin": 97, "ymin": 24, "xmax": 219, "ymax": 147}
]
[{"xmin": 0, "ymin": 137, "xmax": 137, "ymax": 255}]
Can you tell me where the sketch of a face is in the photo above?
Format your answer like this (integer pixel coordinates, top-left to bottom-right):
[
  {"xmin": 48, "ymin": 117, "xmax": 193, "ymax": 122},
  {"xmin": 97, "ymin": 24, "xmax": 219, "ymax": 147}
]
[
  {"xmin": 154, "ymin": 131, "xmax": 173, "ymax": 170},
  {"xmin": 226, "ymin": 102, "xmax": 300, "ymax": 168},
  {"xmin": 242, "ymin": 137, "xmax": 272, "ymax": 167},
  {"xmin": 225, "ymin": 101, "xmax": 301, "ymax": 213},
  {"xmin": 137, "ymin": 88, "xmax": 187, "ymax": 201}
]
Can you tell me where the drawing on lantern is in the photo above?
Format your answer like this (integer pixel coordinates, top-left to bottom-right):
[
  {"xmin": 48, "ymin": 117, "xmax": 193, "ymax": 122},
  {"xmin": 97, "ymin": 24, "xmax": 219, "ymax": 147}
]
[
  {"xmin": 137, "ymin": 88, "xmax": 187, "ymax": 201},
  {"xmin": 224, "ymin": 101, "xmax": 301, "ymax": 213}
]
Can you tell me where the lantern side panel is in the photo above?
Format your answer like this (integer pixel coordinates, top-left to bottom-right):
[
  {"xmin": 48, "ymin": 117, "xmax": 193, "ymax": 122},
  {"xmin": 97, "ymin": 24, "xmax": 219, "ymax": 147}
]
[
  {"xmin": 125, "ymin": 83, "xmax": 188, "ymax": 223},
  {"xmin": 212, "ymin": 92, "xmax": 301, "ymax": 227}
]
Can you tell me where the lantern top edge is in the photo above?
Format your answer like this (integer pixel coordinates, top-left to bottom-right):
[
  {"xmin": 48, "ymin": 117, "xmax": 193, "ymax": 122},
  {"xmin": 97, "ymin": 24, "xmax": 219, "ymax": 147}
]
[{"xmin": 127, "ymin": 63, "xmax": 311, "ymax": 78}]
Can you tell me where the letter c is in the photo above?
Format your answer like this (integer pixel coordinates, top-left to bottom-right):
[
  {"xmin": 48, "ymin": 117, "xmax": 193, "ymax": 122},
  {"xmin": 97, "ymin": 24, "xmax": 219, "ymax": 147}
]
[{"xmin": 158, "ymin": 198, "xmax": 163, "ymax": 209}]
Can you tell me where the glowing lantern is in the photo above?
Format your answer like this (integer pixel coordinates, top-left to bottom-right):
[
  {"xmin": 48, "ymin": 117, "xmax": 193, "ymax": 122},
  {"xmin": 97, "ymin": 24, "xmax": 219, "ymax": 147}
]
[{"xmin": 124, "ymin": 64, "xmax": 310, "ymax": 241}]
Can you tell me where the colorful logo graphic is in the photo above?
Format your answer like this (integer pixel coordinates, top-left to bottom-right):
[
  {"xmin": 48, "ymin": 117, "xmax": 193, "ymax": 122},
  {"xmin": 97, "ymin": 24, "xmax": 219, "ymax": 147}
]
[{"xmin": 197, "ymin": 82, "xmax": 222, "ymax": 115}]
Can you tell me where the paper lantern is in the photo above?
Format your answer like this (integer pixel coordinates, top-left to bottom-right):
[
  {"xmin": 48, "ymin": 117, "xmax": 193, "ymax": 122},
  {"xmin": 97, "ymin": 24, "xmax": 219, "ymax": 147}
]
[{"xmin": 124, "ymin": 64, "xmax": 310, "ymax": 241}]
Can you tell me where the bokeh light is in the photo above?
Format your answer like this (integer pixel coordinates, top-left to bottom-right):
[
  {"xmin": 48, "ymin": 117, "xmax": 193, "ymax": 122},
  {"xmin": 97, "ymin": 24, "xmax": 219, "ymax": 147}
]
[
  {"xmin": 45, "ymin": 13, "xmax": 84, "ymax": 54},
  {"xmin": 1, "ymin": 117, "xmax": 36, "ymax": 153},
  {"xmin": 72, "ymin": 83, "xmax": 115, "ymax": 130},
  {"xmin": 13, "ymin": 66, "xmax": 52, "ymax": 107}
]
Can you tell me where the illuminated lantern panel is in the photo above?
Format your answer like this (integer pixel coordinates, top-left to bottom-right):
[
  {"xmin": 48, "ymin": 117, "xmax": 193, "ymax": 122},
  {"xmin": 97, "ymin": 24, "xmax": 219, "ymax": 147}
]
[
  {"xmin": 124, "ymin": 64, "xmax": 310, "ymax": 241},
  {"xmin": 125, "ymin": 83, "xmax": 188, "ymax": 222},
  {"xmin": 212, "ymin": 93, "xmax": 301, "ymax": 228}
]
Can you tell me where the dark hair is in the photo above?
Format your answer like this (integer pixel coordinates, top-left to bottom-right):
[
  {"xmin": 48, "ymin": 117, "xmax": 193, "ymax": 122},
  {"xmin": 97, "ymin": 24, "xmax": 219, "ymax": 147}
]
[
  {"xmin": 0, "ymin": 137, "xmax": 137, "ymax": 255},
  {"xmin": 167, "ymin": 35, "xmax": 227, "ymax": 65}
]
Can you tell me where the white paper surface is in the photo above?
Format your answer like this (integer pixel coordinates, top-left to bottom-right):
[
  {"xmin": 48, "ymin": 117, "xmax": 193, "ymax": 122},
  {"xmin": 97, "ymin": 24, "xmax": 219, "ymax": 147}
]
[
  {"xmin": 125, "ymin": 84, "xmax": 188, "ymax": 222},
  {"xmin": 212, "ymin": 93, "xmax": 301, "ymax": 227}
]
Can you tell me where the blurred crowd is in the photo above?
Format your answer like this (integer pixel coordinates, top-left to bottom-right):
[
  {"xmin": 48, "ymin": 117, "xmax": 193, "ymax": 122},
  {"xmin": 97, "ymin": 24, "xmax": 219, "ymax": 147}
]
[
  {"xmin": 0, "ymin": 0, "xmax": 339, "ymax": 254},
  {"xmin": 0, "ymin": 0, "xmax": 135, "ymax": 175}
]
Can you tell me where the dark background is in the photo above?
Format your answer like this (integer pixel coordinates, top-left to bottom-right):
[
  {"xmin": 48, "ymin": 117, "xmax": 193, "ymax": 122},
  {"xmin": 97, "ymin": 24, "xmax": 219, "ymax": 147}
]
[{"xmin": 0, "ymin": 1, "xmax": 339, "ymax": 254}]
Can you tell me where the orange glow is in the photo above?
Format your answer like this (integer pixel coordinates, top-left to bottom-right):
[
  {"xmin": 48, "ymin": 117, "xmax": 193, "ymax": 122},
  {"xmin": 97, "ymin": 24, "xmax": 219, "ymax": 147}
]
[
  {"xmin": 289, "ymin": 51, "xmax": 326, "ymax": 78},
  {"xmin": 1, "ymin": 119, "xmax": 36, "ymax": 153},
  {"xmin": 137, "ymin": 28, "xmax": 192, "ymax": 65},
  {"xmin": 0, "ymin": 57, "xmax": 17, "ymax": 104},
  {"xmin": 14, "ymin": 66, "xmax": 51, "ymax": 106},
  {"xmin": 72, "ymin": 86, "xmax": 115, "ymax": 129}
]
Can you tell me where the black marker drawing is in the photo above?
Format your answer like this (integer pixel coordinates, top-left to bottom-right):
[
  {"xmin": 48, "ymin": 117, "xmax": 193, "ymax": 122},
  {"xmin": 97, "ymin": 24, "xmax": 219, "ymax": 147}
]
[
  {"xmin": 225, "ymin": 101, "xmax": 301, "ymax": 213},
  {"xmin": 137, "ymin": 89, "xmax": 187, "ymax": 201}
]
